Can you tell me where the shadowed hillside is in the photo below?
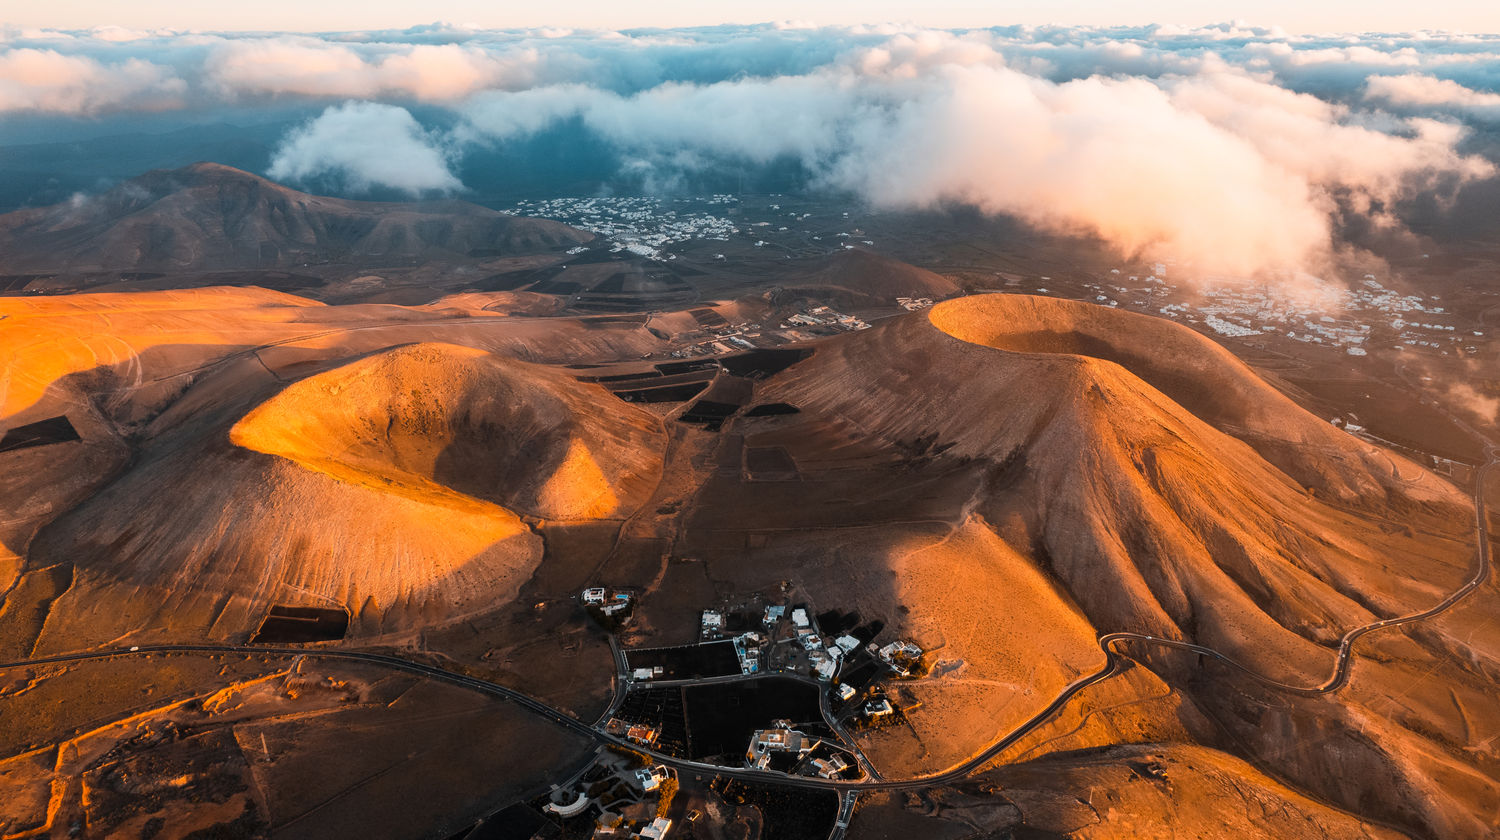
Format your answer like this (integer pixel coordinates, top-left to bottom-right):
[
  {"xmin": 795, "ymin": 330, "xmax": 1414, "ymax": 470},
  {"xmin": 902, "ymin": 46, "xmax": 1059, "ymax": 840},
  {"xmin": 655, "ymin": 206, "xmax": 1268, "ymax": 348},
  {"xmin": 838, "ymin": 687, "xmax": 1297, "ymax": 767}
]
[
  {"xmin": 23, "ymin": 342, "xmax": 666, "ymax": 649},
  {"xmin": 0, "ymin": 282, "xmax": 1493, "ymax": 839},
  {"xmin": 779, "ymin": 248, "xmax": 961, "ymax": 307},
  {"xmin": 0, "ymin": 163, "xmax": 591, "ymax": 272}
]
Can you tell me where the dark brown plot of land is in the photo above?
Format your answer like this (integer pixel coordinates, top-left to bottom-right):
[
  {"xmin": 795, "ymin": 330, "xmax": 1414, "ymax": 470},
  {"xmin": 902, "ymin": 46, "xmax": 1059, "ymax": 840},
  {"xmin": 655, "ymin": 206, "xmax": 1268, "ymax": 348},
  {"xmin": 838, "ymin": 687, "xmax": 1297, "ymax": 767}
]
[
  {"xmin": 1281, "ymin": 375, "xmax": 1486, "ymax": 463},
  {"xmin": 745, "ymin": 446, "xmax": 799, "ymax": 481},
  {"xmin": 0, "ymin": 655, "xmax": 596, "ymax": 840},
  {"xmin": 708, "ymin": 778, "xmax": 839, "ymax": 840},
  {"xmin": 250, "ymin": 605, "xmax": 350, "ymax": 644},
  {"xmin": 625, "ymin": 640, "xmax": 741, "ymax": 679},
  {"xmin": 684, "ymin": 678, "xmax": 824, "ymax": 762},
  {"xmin": 0, "ymin": 416, "xmax": 80, "ymax": 453},
  {"xmin": 615, "ymin": 686, "xmax": 690, "ymax": 756}
]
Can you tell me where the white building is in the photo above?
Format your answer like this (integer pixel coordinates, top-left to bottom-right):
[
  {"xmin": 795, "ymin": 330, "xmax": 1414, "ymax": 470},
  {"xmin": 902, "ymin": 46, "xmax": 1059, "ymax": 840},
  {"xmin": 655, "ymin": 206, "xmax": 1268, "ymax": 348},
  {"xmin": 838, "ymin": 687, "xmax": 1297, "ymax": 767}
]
[
  {"xmin": 878, "ymin": 640, "xmax": 923, "ymax": 667},
  {"xmin": 746, "ymin": 721, "xmax": 815, "ymax": 769},
  {"xmin": 815, "ymin": 656, "xmax": 839, "ymax": 681},
  {"xmin": 811, "ymin": 755, "xmax": 849, "ymax": 779},
  {"xmin": 634, "ymin": 765, "xmax": 670, "ymax": 792},
  {"xmin": 640, "ymin": 817, "xmax": 673, "ymax": 839},
  {"xmin": 543, "ymin": 791, "xmax": 590, "ymax": 817},
  {"xmin": 701, "ymin": 611, "xmax": 724, "ymax": 634},
  {"xmin": 865, "ymin": 698, "xmax": 894, "ymax": 717}
]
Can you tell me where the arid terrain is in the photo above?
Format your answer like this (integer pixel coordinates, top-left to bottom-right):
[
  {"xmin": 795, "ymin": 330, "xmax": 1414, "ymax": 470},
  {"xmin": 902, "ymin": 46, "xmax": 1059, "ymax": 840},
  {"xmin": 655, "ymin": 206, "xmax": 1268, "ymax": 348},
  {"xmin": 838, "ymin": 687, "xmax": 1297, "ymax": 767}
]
[{"xmin": 1, "ymin": 166, "xmax": 1497, "ymax": 840}]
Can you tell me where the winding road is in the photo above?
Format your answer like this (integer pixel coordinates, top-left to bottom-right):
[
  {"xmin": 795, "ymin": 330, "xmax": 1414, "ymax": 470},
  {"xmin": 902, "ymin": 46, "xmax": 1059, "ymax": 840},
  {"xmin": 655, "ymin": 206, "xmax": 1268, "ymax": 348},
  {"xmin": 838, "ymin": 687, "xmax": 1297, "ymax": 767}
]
[
  {"xmin": 2, "ymin": 431, "xmax": 1490, "ymax": 795},
  {"xmin": 0, "ymin": 390, "xmax": 1493, "ymax": 820}
]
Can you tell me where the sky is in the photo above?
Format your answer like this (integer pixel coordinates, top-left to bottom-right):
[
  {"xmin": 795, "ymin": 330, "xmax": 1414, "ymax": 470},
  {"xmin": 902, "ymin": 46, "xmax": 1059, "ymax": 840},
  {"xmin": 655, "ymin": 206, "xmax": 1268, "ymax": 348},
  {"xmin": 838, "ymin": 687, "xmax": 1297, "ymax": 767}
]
[
  {"xmin": 6, "ymin": 1, "xmax": 1500, "ymax": 35},
  {"xmin": 4, "ymin": 16, "xmax": 1500, "ymax": 281}
]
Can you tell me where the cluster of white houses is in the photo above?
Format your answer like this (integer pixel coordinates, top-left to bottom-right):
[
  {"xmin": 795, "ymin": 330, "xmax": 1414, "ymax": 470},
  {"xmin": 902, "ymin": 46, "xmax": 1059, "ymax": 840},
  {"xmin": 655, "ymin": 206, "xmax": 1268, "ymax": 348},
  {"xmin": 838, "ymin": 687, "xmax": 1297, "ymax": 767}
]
[
  {"xmin": 542, "ymin": 750, "xmax": 679, "ymax": 840},
  {"xmin": 510, "ymin": 195, "xmax": 741, "ymax": 263},
  {"xmin": 699, "ymin": 604, "xmax": 923, "ymax": 683},
  {"xmin": 782, "ymin": 305, "xmax": 869, "ymax": 333},
  {"xmin": 594, "ymin": 814, "xmax": 674, "ymax": 840},
  {"xmin": 743, "ymin": 720, "xmax": 851, "ymax": 779},
  {"xmin": 588, "ymin": 587, "xmax": 927, "ymax": 688}
]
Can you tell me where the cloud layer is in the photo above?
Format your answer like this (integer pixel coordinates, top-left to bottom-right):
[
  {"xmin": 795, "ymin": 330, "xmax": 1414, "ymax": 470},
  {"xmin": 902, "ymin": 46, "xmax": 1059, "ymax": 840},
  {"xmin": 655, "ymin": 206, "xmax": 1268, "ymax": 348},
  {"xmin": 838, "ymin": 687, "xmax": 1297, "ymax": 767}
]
[
  {"xmin": 267, "ymin": 101, "xmax": 462, "ymax": 195},
  {"xmin": 6, "ymin": 22, "xmax": 1500, "ymax": 275}
]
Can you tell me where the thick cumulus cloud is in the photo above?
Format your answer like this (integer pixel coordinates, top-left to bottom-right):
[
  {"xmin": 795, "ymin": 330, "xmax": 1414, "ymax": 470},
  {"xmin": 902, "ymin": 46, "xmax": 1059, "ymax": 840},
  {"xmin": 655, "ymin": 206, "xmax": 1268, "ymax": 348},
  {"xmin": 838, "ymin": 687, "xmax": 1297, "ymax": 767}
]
[
  {"xmin": 203, "ymin": 38, "xmax": 550, "ymax": 100},
  {"xmin": 1365, "ymin": 74, "xmax": 1500, "ymax": 123},
  {"xmin": 456, "ymin": 58, "xmax": 1491, "ymax": 274},
  {"xmin": 7, "ymin": 22, "xmax": 1500, "ymax": 274},
  {"xmin": 0, "ymin": 48, "xmax": 184, "ymax": 113},
  {"xmin": 267, "ymin": 101, "xmax": 461, "ymax": 195}
]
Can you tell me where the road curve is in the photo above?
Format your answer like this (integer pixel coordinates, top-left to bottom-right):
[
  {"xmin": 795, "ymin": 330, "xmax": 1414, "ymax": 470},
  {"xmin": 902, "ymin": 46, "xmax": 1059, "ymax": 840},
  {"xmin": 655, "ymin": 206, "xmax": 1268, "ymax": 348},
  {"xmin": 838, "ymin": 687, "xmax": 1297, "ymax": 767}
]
[
  {"xmin": 0, "ymin": 441, "xmax": 1491, "ymax": 799},
  {"xmin": 1099, "ymin": 446, "xmax": 1491, "ymax": 697}
]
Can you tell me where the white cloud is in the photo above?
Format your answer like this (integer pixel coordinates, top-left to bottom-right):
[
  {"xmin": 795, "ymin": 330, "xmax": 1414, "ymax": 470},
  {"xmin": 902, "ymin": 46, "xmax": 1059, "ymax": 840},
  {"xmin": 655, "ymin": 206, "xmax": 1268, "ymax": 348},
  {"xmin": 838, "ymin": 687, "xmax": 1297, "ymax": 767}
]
[
  {"xmin": 3, "ymin": 23, "xmax": 1498, "ymax": 277},
  {"xmin": 454, "ymin": 61, "xmax": 1492, "ymax": 277},
  {"xmin": 1365, "ymin": 74, "xmax": 1500, "ymax": 123},
  {"xmin": 267, "ymin": 101, "xmax": 463, "ymax": 195},
  {"xmin": 0, "ymin": 48, "xmax": 183, "ymax": 113},
  {"xmin": 206, "ymin": 38, "xmax": 377, "ymax": 99},
  {"xmin": 203, "ymin": 37, "xmax": 551, "ymax": 101}
]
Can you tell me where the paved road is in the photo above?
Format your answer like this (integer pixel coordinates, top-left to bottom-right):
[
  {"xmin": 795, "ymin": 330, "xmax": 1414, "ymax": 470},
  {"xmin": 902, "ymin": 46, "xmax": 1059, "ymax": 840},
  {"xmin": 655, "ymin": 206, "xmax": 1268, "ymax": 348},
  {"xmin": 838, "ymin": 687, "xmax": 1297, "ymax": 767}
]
[
  {"xmin": 594, "ymin": 634, "xmax": 630, "ymax": 727},
  {"xmin": 595, "ymin": 667, "xmax": 883, "ymax": 781},
  {"xmin": 828, "ymin": 790, "xmax": 859, "ymax": 840},
  {"xmin": 2, "ymin": 421, "xmax": 1492, "ymax": 806},
  {"xmin": 0, "ymin": 644, "xmax": 602, "ymax": 739},
  {"xmin": 1095, "ymin": 442, "xmax": 1493, "ymax": 696}
]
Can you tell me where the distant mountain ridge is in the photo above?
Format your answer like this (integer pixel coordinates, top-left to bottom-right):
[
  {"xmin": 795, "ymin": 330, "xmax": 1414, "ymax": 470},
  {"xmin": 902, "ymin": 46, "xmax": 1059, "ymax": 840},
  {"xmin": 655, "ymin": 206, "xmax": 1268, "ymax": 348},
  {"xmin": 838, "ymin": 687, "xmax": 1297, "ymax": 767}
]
[{"xmin": 0, "ymin": 162, "xmax": 591, "ymax": 272}]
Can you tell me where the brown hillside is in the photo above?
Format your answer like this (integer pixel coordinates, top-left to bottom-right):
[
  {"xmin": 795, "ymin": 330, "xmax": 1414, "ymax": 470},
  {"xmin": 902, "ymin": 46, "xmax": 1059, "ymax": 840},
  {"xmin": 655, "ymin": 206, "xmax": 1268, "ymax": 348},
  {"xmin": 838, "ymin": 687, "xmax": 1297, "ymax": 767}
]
[
  {"xmin": 2, "ymin": 284, "xmax": 1494, "ymax": 837},
  {"xmin": 20, "ymin": 341, "xmax": 665, "ymax": 650},
  {"xmin": 0, "ymin": 163, "xmax": 591, "ymax": 272},
  {"xmin": 758, "ymin": 295, "xmax": 1471, "ymax": 674},
  {"xmin": 231, "ymin": 342, "xmax": 664, "ymax": 521},
  {"xmin": 930, "ymin": 293, "xmax": 1439, "ymax": 504},
  {"xmin": 854, "ymin": 743, "xmax": 1408, "ymax": 839},
  {"xmin": 782, "ymin": 248, "xmax": 960, "ymax": 306},
  {"xmin": 738, "ymin": 294, "xmax": 1491, "ymax": 836}
]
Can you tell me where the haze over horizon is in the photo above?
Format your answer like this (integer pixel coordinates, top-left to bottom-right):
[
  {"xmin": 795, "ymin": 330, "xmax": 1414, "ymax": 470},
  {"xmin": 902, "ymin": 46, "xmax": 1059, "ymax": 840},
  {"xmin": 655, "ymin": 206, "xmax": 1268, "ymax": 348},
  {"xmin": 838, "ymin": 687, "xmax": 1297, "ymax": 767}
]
[
  {"xmin": 7, "ymin": 0, "xmax": 1500, "ymax": 35},
  {"xmin": 8, "ymin": 16, "xmax": 1500, "ymax": 281}
]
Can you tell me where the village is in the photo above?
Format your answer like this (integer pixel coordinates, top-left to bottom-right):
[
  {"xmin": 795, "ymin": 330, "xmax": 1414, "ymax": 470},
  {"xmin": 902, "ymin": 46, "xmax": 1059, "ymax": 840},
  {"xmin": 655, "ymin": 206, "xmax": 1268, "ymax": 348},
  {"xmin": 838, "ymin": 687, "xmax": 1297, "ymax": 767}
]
[
  {"xmin": 507, "ymin": 194, "xmax": 890, "ymax": 268},
  {"xmin": 559, "ymin": 586, "xmax": 926, "ymax": 839},
  {"xmin": 656, "ymin": 303, "xmax": 871, "ymax": 361},
  {"xmin": 507, "ymin": 194, "xmax": 1484, "ymax": 366},
  {"xmin": 508, "ymin": 196, "xmax": 742, "ymax": 262},
  {"xmin": 1077, "ymin": 267, "xmax": 1483, "ymax": 358}
]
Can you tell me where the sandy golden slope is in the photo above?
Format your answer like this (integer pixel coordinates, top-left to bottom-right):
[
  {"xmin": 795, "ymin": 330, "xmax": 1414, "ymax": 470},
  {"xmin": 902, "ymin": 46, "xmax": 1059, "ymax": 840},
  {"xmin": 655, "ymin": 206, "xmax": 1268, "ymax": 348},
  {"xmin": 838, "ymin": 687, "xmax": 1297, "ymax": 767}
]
[
  {"xmin": 748, "ymin": 294, "xmax": 1491, "ymax": 837},
  {"xmin": 0, "ymin": 285, "xmax": 669, "ymax": 652},
  {"xmin": 759, "ymin": 295, "xmax": 1472, "ymax": 678},
  {"xmin": 0, "ymin": 286, "xmax": 668, "ymax": 594},
  {"xmin": 855, "ymin": 517, "xmax": 1106, "ymax": 776},
  {"xmin": 21, "ymin": 341, "xmax": 664, "ymax": 650},
  {"xmin": 231, "ymin": 343, "xmax": 662, "ymax": 521}
]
